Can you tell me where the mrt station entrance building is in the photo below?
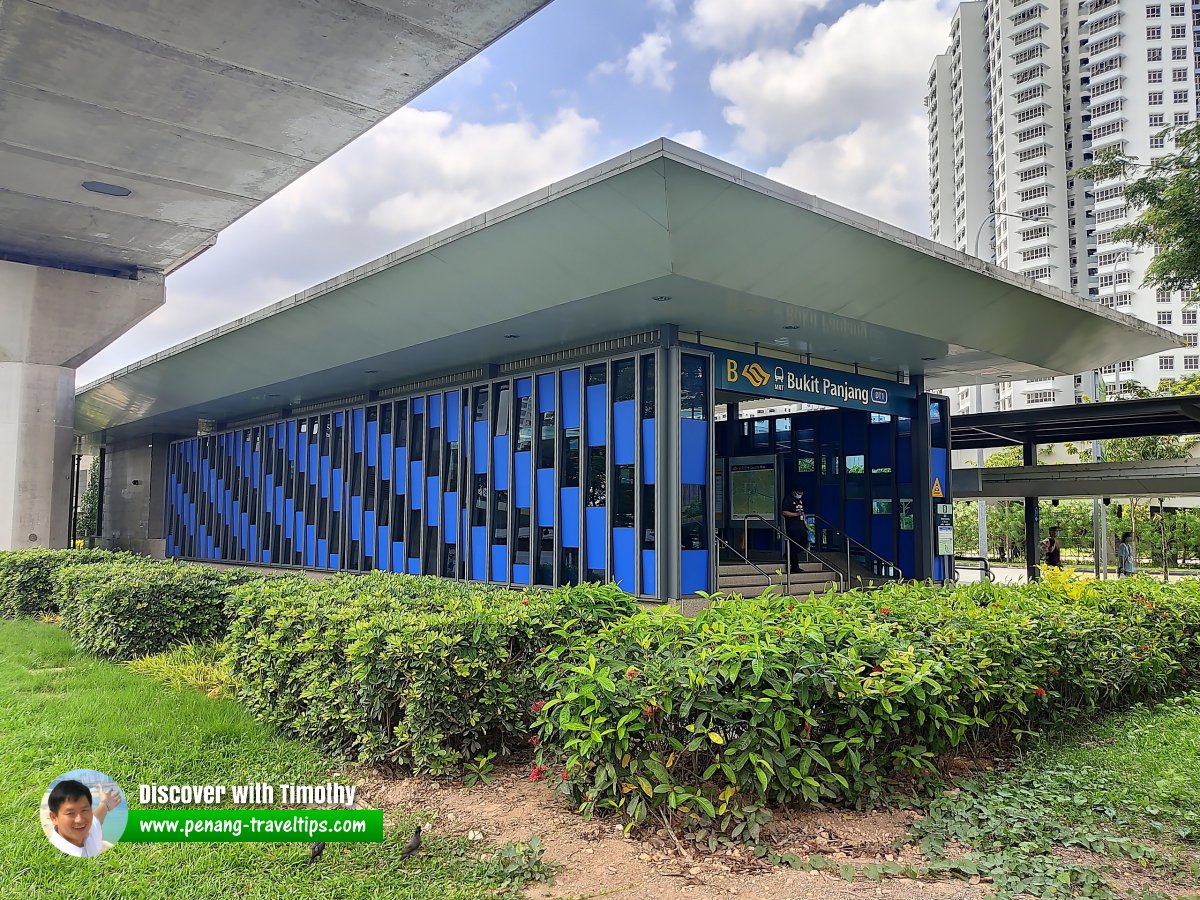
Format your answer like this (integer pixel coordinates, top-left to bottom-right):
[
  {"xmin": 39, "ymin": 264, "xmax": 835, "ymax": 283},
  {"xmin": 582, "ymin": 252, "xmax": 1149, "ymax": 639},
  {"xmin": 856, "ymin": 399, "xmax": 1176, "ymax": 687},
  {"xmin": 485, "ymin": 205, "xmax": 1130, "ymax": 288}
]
[{"xmin": 74, "ymin": 141, "xmax": 1176, "ymax": 601}]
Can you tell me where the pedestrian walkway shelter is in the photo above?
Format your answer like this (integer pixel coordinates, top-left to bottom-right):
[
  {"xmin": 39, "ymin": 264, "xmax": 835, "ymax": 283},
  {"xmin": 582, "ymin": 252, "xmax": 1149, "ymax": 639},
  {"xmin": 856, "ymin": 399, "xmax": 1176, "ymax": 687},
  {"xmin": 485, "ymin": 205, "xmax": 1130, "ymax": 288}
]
[{"xmin": 74, "ymin": 140, "xmax": 1178, "ymax": 602}]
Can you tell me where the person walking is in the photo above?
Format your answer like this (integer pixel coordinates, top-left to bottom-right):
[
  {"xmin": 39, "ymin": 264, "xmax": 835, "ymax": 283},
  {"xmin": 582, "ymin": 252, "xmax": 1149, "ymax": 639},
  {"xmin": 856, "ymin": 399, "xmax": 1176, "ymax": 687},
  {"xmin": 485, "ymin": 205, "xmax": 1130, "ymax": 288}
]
[
  {"xmin": 781, "ymin": 487, "xmax": 811, "ymax": 571},
  {"xmin": 1040, "ymin": 526, "xmax": 1062, "ymax": 569},
  {"xmin": 1117, "ymin": 531, "xmax": 1136, "ymax": 577}
]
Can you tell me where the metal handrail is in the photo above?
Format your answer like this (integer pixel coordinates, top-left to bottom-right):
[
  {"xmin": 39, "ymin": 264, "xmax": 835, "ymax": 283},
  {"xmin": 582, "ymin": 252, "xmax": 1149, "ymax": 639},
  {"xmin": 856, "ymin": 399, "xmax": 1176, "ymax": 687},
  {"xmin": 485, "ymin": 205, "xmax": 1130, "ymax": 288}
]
[
  {"xmin": 952, "ymin": 555, "xmax": 992, "ymax": 582},
  {"xmin": 740, "ymin": 514, "xmax": 818, "ymax": 587},
  {"xmin": 715, "ymin": 534, "xmax": 773, "ymax": 588},
  {"xmin": 807, "ymin": 512, "xmax": 904, "ymax": 581}
]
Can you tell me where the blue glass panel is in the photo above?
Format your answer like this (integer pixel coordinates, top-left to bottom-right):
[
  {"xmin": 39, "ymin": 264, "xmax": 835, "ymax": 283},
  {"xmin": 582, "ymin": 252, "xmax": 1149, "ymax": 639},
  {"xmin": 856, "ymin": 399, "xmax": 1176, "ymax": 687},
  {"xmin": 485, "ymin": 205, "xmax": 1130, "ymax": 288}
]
[
  {"xmin": 377, "ymin": 527, "xmax": 389, "ymax": 568},
  {"xmin": 491, "ymin": 544, "xmax": 508, "ymax": 582},
  {"xmin": 320, "ymin": 456, "xmax": 331, "ymax": 498},
  {"xmin": 471, "ymin": 527, "xmax": 488, "ymax": 580},
  {"xmin": 252, "ymin": 452, "xmax": 261, "ymax": 487},
  {"xmin": 410, "ymin": 461, "xmax": 423, "ymax": 509},
  {"xmin": 429, "ymin": 393, "xmax": 442, "ymax": 428},
  {"xmin": 395, "ymin": 448, "xmax": 407, "ymax": 493},
  {"xmin": 288, "ymin": 420, "xmax": 298, "ymax": 460},
  {"xmin": 446, "ymin": 391, "xmax": 461, "ymax": 442},
  {"xmin": 309, "ymin": 444, "xmax": 319, "ymax": 484},
  {"xmin": 680, "ymin": 420, "xmax": 708, "ymax": 485},
  {"xmin": 412, "ymin": 397, "xmax": 424, "ymax": 414},
  {"xmin": 295, "ymin": 512, "xmax": 305, "ymax": 551},
  {"xmin": 353, "ymin": 408, "xmax": 364, "ymax": 452},
  {"xmin": 536, "ymin": 469, "xmax": 555, "ymax": 527},
  {"xmin": 284, "ymin": 499, "xmax": 294, "ymax": 539},
  {"xmin": 473, "ymin": 422, "xmax": 489, "ymax": 473},
  {"xmin": 586, "ymin": 384, "xmax": 607, "ymax": 447},
  {"xmin": 931, "ymin": 448, "xmax": 949, "ymax": 499},
  {"xmin": 613, "ymin": 400, "xmax": 636, "ymax": 465},
  {"xmin": 318, "ymin": 539, "xmax": 328, "ymax": 568},
  {"xmin": 350, "ymin": 496, "xmax": 362, "ymax": 540},
  {"xmin": 642, "ymin": 420, "xmax": 656, "ymax": 484},
  {"xmin": 493, "ymin": 436, "xmax": 510, "ymax": 490},
  {"xmin": 537, "ymin": 374, "xmax": 555, "ymax": 412},
  {"xmin": 248, "ymin": 525, "xmax": 257, "ymax": 554},
  {"xmin": 641, "ymin": 551, "xmax": 656, "ymax": 596},
  {"xmin": 514, "ymin": 451, "xmax": 532, "ymax": 507},
  {"xmin": 681, "ymin": 550, "xmax": 710, "ymax": 594},
  {"xmin": 408, "ymin": 558, "xmax": 421, "ymax": 575},
  {"xmin": 380, "ymin": 434, "xmax": 392, "ymax": 480},
  {"xmin": 613, "ymin": 528, "xmax": 635, "ymax": 593},
  {"xmin": 443, "ymin": 493, "xmax": 458, "ymax": 542},
  {"xmin": 561, "ymin": 368, "xmax": 581, "ymax": 428},
  {"xmin": 364, "ymin": 511, "xmax": 375, "ymax": 556},
  {"xmin": 366, "ymin": 419, "xmax": 378, "ymax": 467},
  {"xmin": 516, "ymin": 377, "xmax": 532, "ymax": 398},
  {"xmin": 427, "ymin": 477, "xmax": 440, "ymax": 525},
  {"xmin": 328, "ymin": 553, "xmax": 338, "ymax": 569},
  {"xmin": 560, "ymin": 487, "xmax": 580, "ymax": 547},
  {"xmin": 331, "ymin": 470, "xmax": 342, "ymax": 512},
  {"xmin": 297, "ymin": 431, "xmax": 307, "ymax": 472},
  {"xmin": 391, "ymin": 543, "xmax": 404, "ymax": 573},
  {"xmin": 512, "ymin": 564, "xmax": 530, "ymax": 585},
  {"xmin": 585, "ymin": 506, "xmax": 606, "ymax": 571}
]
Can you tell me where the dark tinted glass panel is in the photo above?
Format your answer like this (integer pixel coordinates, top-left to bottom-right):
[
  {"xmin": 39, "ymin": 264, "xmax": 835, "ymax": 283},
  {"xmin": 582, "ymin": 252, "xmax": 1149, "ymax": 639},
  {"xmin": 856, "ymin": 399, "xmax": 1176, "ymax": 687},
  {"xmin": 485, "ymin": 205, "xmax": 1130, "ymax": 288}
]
[
  {"xmin": 472, "ymin": 475, "xmax": 488, "ymax": 527},
  {"xmin": 680, "ymin": 354, "xmax": 709, "ymax": 420},
  {"xmin": 514, "ymin": 509, "xmax": 531, "ymax": 565},
  {"xmin": 445, "ymin": 442, "xmax": 459, "ymax": 492},
  {"xmin": 613, "ymin": 358, "xmax": 635, "ymax": 402},
  {"xmin": 562, "ymin": 428, "xmax": 580, "ymax": 487},
  {"xmin": 586, "ymin": 364, "xmax": 606, "ymax": 386},
  {"xmin": 681, "ymin": 484, "xmax": 708, "ymax": 550},
  {"xmin": 474, "ymin": 388, "xmax": 489, "ymax": 422},
  {"xmin": 614, "ymin": 464, "xmax": 635, "ymax": 527},
  {"xmin": 587, "ymin": 447, "xmax": 606, "ymax": 507},
  {"xmin": 516, "ymin": 394, "xmax": 533, "ymax": 452},
  {"xmin": 641, "ymin": 484, "xmax": 655, "ymax": 548},
  {"xmin": 494, "ymin": 384, "xmax": 511, "ymax": 436},
  {"xmin": 641, "ymin": 355, "xmax": 656, "ymax": 418},
  {"xmin": 537, "ymin": 528, "xmax": 555, "ymax": 585},
  {"xmin": 538, "ymin": 411, "xmax": 555, "ymax": 468},
  {"xmin": 492, "ymin": 490, "xmax": 509, "ymax": 546}
]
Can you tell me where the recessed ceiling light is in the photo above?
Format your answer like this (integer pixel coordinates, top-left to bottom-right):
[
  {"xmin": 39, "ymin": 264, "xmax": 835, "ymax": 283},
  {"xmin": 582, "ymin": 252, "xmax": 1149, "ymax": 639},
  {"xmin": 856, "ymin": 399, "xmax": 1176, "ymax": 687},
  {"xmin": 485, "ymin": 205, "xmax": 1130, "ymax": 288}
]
[
  {"xmin": 363, "ymin": 369, "xmax": 378, "ymax": 374},
  {"xmin": 922, "ymin": 356, "xmax": 937, "ymax": 361},
  {"xmin": 783, "ymin": 325, "xmax": 801, "ymax": 330},
  {"xmin": 653, "ymin": 296, "xmax": 671, "ymax": 303},
  {"xmin": 773, "ymin": 337, "xmax": 789, "ymax": 345},
  {"xmin": 82, "ymin": 180, "xmax": 132, "ymax": 197},
  {"xmin": 504, "ymin": 333, "xmax": 519, "ymax": 339},
  {"xmin": 266, "ymin": 393, "xmax": 280, "ymax": 398}
]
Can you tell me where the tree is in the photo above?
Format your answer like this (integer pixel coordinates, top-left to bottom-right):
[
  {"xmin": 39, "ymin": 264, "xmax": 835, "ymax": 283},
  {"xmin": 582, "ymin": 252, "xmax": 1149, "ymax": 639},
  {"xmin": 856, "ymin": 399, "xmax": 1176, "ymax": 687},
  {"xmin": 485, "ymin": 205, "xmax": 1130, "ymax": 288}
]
[
  {"xmin": 78, "ymin": 462, "xmax": 100, "ymax": 539},
  {"xmin": 1077, "ymin": 122, "xmax": 1200, "ymax": 294}
]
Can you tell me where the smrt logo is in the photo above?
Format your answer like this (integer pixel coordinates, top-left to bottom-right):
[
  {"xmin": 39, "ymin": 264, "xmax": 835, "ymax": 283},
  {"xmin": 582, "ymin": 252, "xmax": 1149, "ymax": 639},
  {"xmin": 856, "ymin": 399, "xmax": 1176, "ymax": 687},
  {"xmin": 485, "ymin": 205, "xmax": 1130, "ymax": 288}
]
[{"xmin": 725, "ymin": 358, "xmax": 772, "ymax": 388}]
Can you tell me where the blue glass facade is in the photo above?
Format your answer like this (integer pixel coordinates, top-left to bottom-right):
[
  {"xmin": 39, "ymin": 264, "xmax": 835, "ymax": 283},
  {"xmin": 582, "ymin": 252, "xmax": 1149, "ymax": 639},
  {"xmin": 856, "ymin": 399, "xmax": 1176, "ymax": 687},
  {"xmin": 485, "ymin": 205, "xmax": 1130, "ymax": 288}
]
[{"xmin": 165, "ymin": 348, "xmax": 665, "ymax": 595}]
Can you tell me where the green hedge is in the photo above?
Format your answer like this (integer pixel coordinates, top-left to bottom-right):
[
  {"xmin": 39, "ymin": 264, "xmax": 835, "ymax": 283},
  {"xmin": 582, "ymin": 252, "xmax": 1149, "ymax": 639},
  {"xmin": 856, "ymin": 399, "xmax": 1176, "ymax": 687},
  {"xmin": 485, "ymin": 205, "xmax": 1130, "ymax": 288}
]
[
  {"xmin": 531, "ymin": 574, "xmax": 1200, "ymax": 840},
  {"xmin": 226, "ymin": 573, "xmax": 637, "ymax": 773},
  {"xmin": 55, "ymin": 559, "xmax": 257, "ymax": 660},
  {"xmin": 0, "ymin": 549, "xmax": 130, "ymax": 618}
]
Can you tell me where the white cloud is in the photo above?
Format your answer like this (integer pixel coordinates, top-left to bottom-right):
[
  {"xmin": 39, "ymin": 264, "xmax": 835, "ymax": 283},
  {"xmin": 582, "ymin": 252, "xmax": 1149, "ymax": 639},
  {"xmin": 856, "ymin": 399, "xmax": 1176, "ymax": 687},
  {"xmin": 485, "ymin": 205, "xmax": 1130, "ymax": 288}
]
[
  {"xmin": 647, "ymin": 0, "xmax": 677, "ymax": 14},
  {"xmin": 626, "ymin": 32, "xmax": 677, "ymax": 92},
  {"xmin": 708, "ymin": 0, "xmax": 952, "ymax": 230},
  {"xmin": 687, "ymin": 0, "xmax": 830, "ymax": 49},
  {"xmin": 78, "ymin": 107, "xmax": 599, "ymax": 383},
  {"xmin": 669, "ymin": 129, "xmax": 707, "ymax": 151}
]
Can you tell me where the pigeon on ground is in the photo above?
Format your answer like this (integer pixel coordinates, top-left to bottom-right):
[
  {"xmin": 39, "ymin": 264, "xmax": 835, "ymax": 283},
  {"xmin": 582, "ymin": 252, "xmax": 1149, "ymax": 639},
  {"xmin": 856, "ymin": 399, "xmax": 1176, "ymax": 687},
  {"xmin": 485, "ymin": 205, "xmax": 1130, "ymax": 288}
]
[
  {"xmin": 400, "ymin": 826, "xmax": 422, "ymax": 858},
  {"xmin": 309, "ymin": 841, "xmax": 326, "ymax": 864}
]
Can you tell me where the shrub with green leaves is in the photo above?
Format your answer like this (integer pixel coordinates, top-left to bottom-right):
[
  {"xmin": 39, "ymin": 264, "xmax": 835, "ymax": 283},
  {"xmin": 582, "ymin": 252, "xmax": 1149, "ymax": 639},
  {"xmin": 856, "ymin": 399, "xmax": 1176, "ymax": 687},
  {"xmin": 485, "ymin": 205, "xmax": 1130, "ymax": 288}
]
[
  {"xmin": 226, "ymin": 573, "xmax": 636, "ymax": 773},
  {"xmin": 0, "ymin": 548, "xmax": 130, "ymax": 618},
  {"xmin": 55, "ymin": 559, "xmax": 256, "ymax": 660},
  {"xmin": 531, "ymin": 575, "xmax": 1200, "ymax": 841}
]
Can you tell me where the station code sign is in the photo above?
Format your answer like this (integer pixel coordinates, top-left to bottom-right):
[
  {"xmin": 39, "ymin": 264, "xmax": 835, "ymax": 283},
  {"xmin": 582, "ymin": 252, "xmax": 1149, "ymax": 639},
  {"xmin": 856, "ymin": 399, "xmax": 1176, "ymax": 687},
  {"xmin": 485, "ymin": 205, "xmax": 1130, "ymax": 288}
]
[{"xmin": 716, "ymin": 350, "xmax": 917, "ymax": 417}]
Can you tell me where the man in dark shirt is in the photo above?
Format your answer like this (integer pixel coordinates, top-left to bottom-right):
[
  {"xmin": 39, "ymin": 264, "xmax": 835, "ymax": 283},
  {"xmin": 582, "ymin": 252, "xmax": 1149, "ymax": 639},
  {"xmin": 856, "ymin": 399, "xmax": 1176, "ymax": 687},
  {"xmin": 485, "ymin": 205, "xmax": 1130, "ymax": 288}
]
[{"xmin": 781, "ymin": 488, "xmax": 811, "ymax": 571}]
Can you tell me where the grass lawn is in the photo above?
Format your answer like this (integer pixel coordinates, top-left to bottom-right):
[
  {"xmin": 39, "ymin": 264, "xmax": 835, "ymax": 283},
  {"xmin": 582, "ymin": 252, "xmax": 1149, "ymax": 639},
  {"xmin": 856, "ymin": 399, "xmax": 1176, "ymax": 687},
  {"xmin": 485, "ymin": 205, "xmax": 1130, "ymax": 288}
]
[
  {"xmin": 912, "ymin": 692, "xmax": 1200, "ymax": 898},
  {"xmin": 0, "ymin": 618, "xmax": 509, "ymax": 900}
]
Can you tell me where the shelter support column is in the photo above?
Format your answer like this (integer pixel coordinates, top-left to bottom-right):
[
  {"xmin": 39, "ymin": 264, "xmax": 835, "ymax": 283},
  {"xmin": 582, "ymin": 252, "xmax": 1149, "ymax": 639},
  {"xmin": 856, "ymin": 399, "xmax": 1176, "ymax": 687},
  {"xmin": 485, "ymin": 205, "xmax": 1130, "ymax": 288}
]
[
  {"xmin": 658, "ymin": 328, "xmax": 682, "ymax": 605},
  {"xmin": 912, "ymin": 378, "xmax": 934, "ymax": 581},
  {"xmin": 1023, "ymin": 440, "xmax": 1040, "ymax": 582},
  {"xmin": 0, "ymin": 261, "xmax": 163, "ymax": 550}
]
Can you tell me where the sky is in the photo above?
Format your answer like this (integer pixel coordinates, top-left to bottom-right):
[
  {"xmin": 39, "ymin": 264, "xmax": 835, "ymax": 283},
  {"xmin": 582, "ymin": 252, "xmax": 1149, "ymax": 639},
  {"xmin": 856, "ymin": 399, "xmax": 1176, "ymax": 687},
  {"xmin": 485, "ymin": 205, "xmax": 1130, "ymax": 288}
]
[{"xmin": 77, "ymin": 0, "xmax": 957, "ymax": 385}]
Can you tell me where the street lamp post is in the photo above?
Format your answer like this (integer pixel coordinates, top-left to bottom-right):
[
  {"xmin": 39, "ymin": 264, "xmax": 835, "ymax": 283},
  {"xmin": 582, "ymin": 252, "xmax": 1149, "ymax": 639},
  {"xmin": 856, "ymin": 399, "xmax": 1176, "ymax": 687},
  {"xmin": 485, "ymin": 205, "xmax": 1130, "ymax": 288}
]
[{"xmin": 973, "ymin": 211, "xmax": 1051, "ymax": 260}]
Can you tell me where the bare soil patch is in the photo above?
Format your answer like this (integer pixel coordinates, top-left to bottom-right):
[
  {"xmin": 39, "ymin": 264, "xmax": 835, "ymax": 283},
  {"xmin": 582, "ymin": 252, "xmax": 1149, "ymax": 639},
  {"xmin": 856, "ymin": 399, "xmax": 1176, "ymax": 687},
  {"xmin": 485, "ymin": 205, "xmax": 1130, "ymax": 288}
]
[{"xmin": 355, "ymin": 762, "xmax": 989, "ymax": 899}]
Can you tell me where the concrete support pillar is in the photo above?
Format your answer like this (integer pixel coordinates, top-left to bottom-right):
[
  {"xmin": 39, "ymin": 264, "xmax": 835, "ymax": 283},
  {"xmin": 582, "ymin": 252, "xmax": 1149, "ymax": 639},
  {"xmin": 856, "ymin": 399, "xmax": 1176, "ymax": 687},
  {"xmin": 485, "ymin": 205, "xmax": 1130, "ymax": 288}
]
[
  {"xmin": 1023, "ymin": 441, "xmax": 1040, "ymax": 582},
  {"xmin": 0, "ymin": 261, "xmax": 163, "ymax": 549}
]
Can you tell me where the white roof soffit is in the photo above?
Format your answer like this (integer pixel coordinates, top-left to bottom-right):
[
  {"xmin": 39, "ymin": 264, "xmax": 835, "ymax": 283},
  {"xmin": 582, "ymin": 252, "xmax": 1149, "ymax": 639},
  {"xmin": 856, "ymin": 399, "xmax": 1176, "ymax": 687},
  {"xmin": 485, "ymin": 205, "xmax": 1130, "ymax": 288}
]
[
  {"xmin": 76, "ymin": 139, "xmax": 1180, "ymax": 440},
  {"xmin": 0, "ymin": 0, "xmax": 552, "ymax": 275}
]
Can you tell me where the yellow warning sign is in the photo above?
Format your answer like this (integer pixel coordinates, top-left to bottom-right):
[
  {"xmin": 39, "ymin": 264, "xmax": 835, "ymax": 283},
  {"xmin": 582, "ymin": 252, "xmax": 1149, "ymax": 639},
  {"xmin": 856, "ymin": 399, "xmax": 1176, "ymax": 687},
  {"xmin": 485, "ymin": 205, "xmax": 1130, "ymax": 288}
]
[{"xmin": 931, "ymin": 477, "xmax": 944, "ymax": 498}]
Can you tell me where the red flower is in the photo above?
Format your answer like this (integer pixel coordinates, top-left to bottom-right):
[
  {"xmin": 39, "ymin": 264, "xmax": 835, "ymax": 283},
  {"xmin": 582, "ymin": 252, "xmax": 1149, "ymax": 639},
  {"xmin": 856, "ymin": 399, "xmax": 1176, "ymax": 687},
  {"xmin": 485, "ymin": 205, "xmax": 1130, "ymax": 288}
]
[
  {"xmin": 625, "ymin": 666, "xmax": 639, "ymax": 680},
  {"xmin": 871, "ymin": 665, "xmax": 883, "ymax": 674},
  {"xmin": 528, "ymin": 734, "xmax": 541, "ymax": 747},
  {"xmin": 641, "ymin": 704, "xmax": 658, "ymax": 719},
  {"xmin": 1141, "ymin": 644, "xmax": 1150, "ymax": 651},
  {"xmin": 521, "ymin": 597, "xmax": 529, "ymax": 606},
  {"xmin": 560, "ymin": 771, "xmax": 569, "ymax": 782},
  {"xmin": 878, "ymin": 607, "xmax": 891, "ymax": 616},
  {"xmin": 530, "ymin": 699, "xmax": 546, "ymax": 715},
  {"xmin": 530, "ymin": 766, "xmax": 547, "ymax": 782},
  {"xmin": 1033, "ymin": 687, "xmax": 1047, "ymax": 697},
  {"xmin": 775, "ymin": 629, "xmax": 784, "ymax": 637}
]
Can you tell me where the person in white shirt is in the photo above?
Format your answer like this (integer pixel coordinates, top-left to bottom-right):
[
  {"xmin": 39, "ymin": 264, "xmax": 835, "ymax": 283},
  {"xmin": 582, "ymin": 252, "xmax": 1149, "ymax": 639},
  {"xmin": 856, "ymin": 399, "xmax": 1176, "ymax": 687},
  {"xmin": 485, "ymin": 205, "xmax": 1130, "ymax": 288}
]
[
  {"xmin": 1117, "ymin": 532, "xmax": 1137, "ymax": 578},
  {"xmin": 46, "ymin": 779, "xmax": 120, "ymax": 857}
]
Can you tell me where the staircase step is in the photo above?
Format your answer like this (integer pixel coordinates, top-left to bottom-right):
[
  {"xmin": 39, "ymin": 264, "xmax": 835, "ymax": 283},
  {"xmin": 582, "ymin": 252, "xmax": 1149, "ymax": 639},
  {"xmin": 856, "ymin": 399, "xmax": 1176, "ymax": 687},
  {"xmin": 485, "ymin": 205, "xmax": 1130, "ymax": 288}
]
[{"xmin": 719, "ymin": 562, "xmax": 825, "ymax": 577}]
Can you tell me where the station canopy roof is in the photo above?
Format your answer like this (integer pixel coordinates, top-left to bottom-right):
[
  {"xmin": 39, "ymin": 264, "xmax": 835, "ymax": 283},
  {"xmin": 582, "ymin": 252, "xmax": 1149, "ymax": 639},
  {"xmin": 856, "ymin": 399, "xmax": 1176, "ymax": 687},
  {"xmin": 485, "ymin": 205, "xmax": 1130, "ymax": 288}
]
[{"xmin": 76, "ymin": 140, "xmax": 1180, "ymax": 442}]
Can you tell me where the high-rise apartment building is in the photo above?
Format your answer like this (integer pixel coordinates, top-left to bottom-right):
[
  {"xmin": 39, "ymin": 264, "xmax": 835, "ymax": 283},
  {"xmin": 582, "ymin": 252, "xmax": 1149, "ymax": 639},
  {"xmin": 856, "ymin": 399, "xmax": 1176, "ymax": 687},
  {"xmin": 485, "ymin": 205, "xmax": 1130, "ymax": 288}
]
[{"xmin": 929, "ymin": 0, "xmax": 1199, "ymax": 416}]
